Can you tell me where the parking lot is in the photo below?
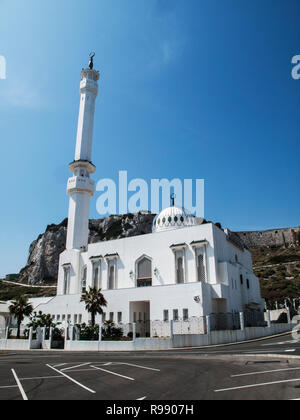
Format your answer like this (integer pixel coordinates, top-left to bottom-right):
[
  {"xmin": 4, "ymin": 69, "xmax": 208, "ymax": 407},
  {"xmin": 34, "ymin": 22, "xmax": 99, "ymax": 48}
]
[{"xmin": 1, "ymin": 345, "xmax": 300, "ymax": 400}]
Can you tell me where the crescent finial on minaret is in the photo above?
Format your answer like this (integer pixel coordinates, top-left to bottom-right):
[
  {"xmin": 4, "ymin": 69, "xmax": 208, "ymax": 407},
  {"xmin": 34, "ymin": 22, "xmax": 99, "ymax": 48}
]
[{"xmin": 89, "ymin": 52, "xmax": 95, "ymax": 70}]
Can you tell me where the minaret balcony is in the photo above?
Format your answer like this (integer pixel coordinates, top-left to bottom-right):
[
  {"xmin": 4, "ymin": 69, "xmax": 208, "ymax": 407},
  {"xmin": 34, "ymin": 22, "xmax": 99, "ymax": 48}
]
[{"xmin": 67, "ymin": 176, "xmax": 95, "ymax": 196}]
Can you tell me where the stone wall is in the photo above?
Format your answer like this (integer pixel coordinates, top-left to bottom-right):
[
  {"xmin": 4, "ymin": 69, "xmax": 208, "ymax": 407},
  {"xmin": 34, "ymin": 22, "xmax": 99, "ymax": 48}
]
[{"xmin": 235, "ymin": 227, "xmax": 300, "ymax": 249}]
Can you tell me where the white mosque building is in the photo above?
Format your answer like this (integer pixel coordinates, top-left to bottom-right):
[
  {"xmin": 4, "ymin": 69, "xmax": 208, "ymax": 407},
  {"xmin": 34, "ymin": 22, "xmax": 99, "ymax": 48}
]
[{"xmin": 28, "ymin": 58, "xmax": 265, "ymax": 333}]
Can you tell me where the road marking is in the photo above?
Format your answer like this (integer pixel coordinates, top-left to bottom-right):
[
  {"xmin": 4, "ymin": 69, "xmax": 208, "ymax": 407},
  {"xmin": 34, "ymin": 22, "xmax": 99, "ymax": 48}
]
[
  {"xmin": 11, "ymin": 369, "xmax": 28, "ymax": 401},
  {"xmin": 91, "ymin": 365, "xmax": 135, "ymax": 381},
  {"xmin": 46, "ymin": 364, "xmax": 96, "ymax": 394},
  {"xmin": 243, "ymin": 350, "xmax": 295, "ymax": 354},
  {"xmin": 215, "ymin": 378, "xmax": 300, "ymax": 393},
  {"xmin": 118, "ymin": 362, "xmax": 160, "ymax": 372},
  {"xmin": 61, "ymin": 363, "xmax": 91, "ymax": 372},
  {"xmin": 261, "ymin": 341, "xmax": 298, "ymax": 347},
  {"xmin": 137, "ymin": 396, "xmax": 147, "ymax": 400},
  {"xmin": 0, "ymin": 385, "xmax": 18, "ymax": 389},
  {"xmin": 231, "ymin": 367, "xmax": 300, "ymax": 378},
  {"xmin": 53, "ymin": 363, "xmax": 67, "ymax": 368},
  {"xmin": 19, "ymin": 375, "xmax": 62, "ymax": 381}
]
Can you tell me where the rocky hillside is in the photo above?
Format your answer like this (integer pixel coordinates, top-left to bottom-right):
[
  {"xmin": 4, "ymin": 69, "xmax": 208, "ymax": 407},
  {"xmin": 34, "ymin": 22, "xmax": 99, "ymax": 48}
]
[{"xmin": 252, "ymin": 246, "xmax": 300, "ymax": 306}]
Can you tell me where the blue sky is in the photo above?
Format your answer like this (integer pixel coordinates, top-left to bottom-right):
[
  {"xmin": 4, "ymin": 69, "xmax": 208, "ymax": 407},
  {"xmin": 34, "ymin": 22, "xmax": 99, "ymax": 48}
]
[{"xmin": 0, "ymin": 0, "xmax": 299, "ymax": 277}]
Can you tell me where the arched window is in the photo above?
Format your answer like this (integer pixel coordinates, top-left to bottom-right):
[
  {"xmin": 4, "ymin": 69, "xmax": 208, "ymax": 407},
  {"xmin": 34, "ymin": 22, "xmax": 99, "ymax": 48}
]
[
  {"xmin": 108, "ymin": 264, "xmax": 115, "ymax": 290},
  {"xmin": 136, "ymin": 256, "xmax": 152, "ymax": 287},
  {"xmin": 197, "ymin": 253, "xmax": 206, "ymax": 282},
  {"xmin": 81, "ymin": 266, "xmax": 87, "ymax": 291},
  {"xmin": 63, "ymin": 266, "xmax": 71, "ymax": 295},
  {"xmin": 92, "ymin": 261, "xmax": 101, "ymax": 289},
  {"xmin": 176, "ymin": 256, "xmax": 184, "ymax": 284}
]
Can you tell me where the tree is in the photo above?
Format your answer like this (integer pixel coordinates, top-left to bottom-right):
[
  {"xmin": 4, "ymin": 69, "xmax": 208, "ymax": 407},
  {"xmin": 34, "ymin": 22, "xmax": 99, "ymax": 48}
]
[
  {"xmin": 80, "ymin": 287, "xmax": 107, "ymax": 327},
  {"xmin": 27, "ymin": 311, "xmax": 59, "ymax": 329},
  {"xmin": 9, "ymin": 296, "xmax": 33, "ymax": 339}
]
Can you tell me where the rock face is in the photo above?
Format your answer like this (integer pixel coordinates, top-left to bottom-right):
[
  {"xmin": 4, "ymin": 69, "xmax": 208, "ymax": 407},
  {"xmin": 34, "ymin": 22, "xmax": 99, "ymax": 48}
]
[
  {"xmin": 19, "ymin": 214, "xmax": 300, "ymax": 285},
  {"xmin": 19, "ymin": 212, "xmax": 155, "ymax": 285}
]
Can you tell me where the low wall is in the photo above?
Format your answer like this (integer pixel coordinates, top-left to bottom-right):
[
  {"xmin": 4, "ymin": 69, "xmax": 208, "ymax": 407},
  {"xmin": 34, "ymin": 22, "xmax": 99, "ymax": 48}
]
[
  {"xmin": 64, "ymin": 338, "xmax": 172, "ymax": 352},
  {"xmin": 173, "ymin": 323, "xmax": 293, "ymax": 348},
  {"xmin": 0, "ymin": 324, "xmax": 293, "ymax": 351},
  {"xmin": 0, "ymin": 338, "xmax": 41, "ymax": 350}
]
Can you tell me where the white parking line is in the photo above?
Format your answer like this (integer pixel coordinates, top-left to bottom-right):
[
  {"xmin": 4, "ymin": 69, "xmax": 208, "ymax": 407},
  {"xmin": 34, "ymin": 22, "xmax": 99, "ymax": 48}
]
[
  {"xmin": 91, "ymin": 365, "xmax": 135, "ymax": 381},
  {"xmin": 261, "ymin": 340, "xmax": 298, "ymax": 346},
  {"xmin": 137, "ymin": 396, "xmax": 147, "ymax": 400},
  {"xmin": 215, "ymin": 378, "xmax": 300, "ymax": 393},
  {"xmin": 0, "ymin": 385, "xmax": 18, "ymax": 389},
  {"xmin": 11, "ymin": 369, "xmax": 28, "ymax": 401},
  {"xmin": 231, "ymin": 367, "xmax": 300, "ymax": 378},
  {"xmin": 118, "ymin": 362, "xmax": 160, "ymax": 372},
  {"xmin": 46, "ymin": 364, "xmax": 96, "ymax": 394},
  {"xmin": 20, "ymin": 375, "xmax": 62, "ymax": 381},
  {"xmin": 61, "ymin": 363, "xmax": 91, "ymax": 372}
]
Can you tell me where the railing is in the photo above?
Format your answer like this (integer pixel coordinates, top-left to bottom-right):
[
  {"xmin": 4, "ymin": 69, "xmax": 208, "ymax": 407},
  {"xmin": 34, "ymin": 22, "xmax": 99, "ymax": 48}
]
[{"xmin": 53, "ymin": 311, "xmax": 267, "ymax": 342}]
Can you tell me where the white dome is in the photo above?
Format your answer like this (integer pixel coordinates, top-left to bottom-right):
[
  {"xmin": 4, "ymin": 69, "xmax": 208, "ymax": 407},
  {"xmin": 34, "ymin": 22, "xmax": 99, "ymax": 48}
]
[{"xmin": 152, "ymin": 206, "xmax": 197, "ymax": 233}]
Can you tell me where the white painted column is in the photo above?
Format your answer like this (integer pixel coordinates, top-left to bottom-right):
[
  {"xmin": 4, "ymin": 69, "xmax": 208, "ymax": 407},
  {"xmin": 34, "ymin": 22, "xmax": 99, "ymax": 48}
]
[
  {"xmin": 28, "ymin": 327, "xmax": 33, "ymax": 349},
  {"xmin": 70, "ymin": 326, "xmax": 74, "ymax": 341},
  {"xmin": 206, "ymin": 315, "xmax": 211, "ymax": 335},
  {"xmin": 170, "ymin": 320, "xmax": 174, "ymax": 339},
  {"xmin": 99, "ymin": 325, "xmax": 102, "ymax": 342},
  {"xmin": 266, "ymin": 310, "xmax": 271, "ymax": 328},
  {"xmin": 287, "ymin": 308, "xmax": 291, "ymax": 324},
  {"xmin": 5, "ymin": 327, "xmax": 9, "ymax": 339},
  {"xmin": 132, "ymin": 323, "xmax": 137, "ymax": 341},
  {"xmin": 49, "ymin": 327, "xmax": 53, "ymax": 348},
  {"xmin": 240, "ymin": 312, "xmax": 245, "ymax": 331}
]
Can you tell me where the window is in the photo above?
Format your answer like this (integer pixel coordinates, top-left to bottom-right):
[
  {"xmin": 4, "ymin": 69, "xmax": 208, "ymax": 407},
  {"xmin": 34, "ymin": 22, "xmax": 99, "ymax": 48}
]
[
  {"xmin": 74, "ymin": 314, "xmax": 78, "ymax": 325},
  {"xmin": 62, "ymin": 315, "xmax": 66, "ymax": 322},
  {"xmin": 173, "ymin": 309, "xmax": 179, "ymax": 321},
  {"xmin": 109, "ymin": 312, "xmax": 114, "ymax": 321},
  {"xmin": 102, "ymin": 312, "xmax": 106, "ymax": 323},
  {"xmin": 107, "ymin": 261, "xmax": 116, "ymax": 290},
  {"xmin": 247, "ymin": 279, "xmax": 250, "ymax": 289},
  {"xmin": 63, "ymin": 266, "xmax": 71, "ymax": 295},
  {"xmin": 133, "ymin": 312, "xmax": 137, "ymax": 323},
  {"xmin": 175, "ymin": 251, "xmax": 185, "ymax": 284},
  {"xmin": 117, "ymin": 312, "xmax": 122, "ymax": 323},
  {"xmin": 57, "ymin": 315, "xmax": 61, "ymax": 322},
  {"xmin": 240, "ymin": 274, "xmax": 243, "ymax": 285},
  {"xmin": 136, "ymin": 256, "xmax": 152, "ymax": 287},
  {"xmin": 196, "ymin": 251, "xmax": 206, "ymax": 282},
  {"xmin": 82, "ymin": 266, "xmax": 87, "ymax": 291},
  {"xmin": 92, "ymin": 261, "xmax": 101, "ymax": 288},
  {"xmin": 163, "ymin": 310, "xmax": 169, "ymax": 322},
  {"xmin": 183, "ymin": 309, "xmax": 189, "ymax": 321},
  {"xmin": 78, "ymin": 314, "xmax": 82, "ymax": 324}
]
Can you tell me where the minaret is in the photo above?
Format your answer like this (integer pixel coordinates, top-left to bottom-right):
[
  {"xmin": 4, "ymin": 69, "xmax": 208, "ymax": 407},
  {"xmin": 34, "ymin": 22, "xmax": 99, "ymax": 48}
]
[{"xmin": 66, "ymin": 54, "xmax": 99, "ymax": 251}]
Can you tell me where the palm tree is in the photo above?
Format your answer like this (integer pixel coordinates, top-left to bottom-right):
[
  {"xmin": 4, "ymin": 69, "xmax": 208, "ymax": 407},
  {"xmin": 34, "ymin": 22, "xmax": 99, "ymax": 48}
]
[
  {"xmin": 80, "ymin": 287, "xmax": 107, "ymax": 327},
  {"xmin": 9, "ymin": 296, "xmax": 33, "ymax": 339}
]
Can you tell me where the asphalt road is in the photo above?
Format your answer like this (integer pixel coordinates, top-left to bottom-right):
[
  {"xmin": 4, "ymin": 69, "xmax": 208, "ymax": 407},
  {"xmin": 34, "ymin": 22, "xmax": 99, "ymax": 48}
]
[{"xmin": 0, "ymin": 333, "xmax": 300, "ymax": 401}]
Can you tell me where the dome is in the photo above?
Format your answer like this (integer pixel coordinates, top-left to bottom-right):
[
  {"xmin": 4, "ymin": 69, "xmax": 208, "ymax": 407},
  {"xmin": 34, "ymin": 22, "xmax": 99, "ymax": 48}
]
[{"xmin": 152, "ymin": 206, "xmax": 197, "ymax": 233}]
